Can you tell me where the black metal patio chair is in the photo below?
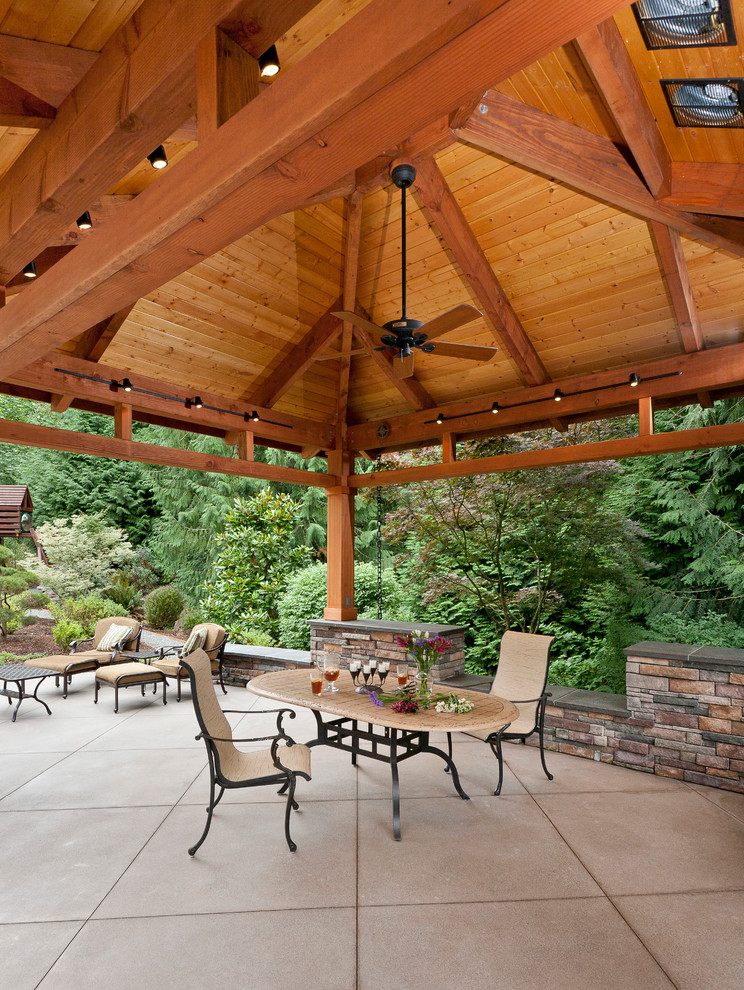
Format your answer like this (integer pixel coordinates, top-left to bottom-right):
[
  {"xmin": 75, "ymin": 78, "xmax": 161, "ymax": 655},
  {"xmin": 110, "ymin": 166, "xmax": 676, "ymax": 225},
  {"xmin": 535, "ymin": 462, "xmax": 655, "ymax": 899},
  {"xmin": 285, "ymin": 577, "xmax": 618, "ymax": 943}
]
[{"xmin": 180, "ymin": 650, "xmax": 312, "ymax": 855}]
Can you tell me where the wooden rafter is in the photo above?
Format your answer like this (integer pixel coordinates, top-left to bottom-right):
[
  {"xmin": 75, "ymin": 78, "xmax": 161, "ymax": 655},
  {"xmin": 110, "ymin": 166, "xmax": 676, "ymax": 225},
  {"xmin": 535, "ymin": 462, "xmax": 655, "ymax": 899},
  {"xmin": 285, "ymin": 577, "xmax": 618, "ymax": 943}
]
[
  {"xmin": 248, "ymin": 298, "xmax": 344, "ymax": 407},
  {"xmin": 454, "ymin": 91, "xmax": 744, "ymax": 258},
  {"xmin": 9, "ymin": 354, "xmax": 332, "ymax": 451},
  {"xmin": 346, "ymin": 341, "xmax": 744, "ymax": 452},
  {"xmin": 650, "ymin": 222, "xmax": 704, "ymax": 354},
  {"xmin": 0, "ymin": 0, "xmax": 316, "ymax": 285},
  {"xmin": 574, "ymin": 21, "xmax": 671, "ymax": 199},
  {"xmin": 0, "ymin": 78, "xmax": 55, "ymax": 129},
  {"xmin": 659, "ymin": 163, "xmax": 744, "ymax": 219},
  {"xmin": 0, "ymin": 0, "xmax": 632, "ymax": 377},
  {"xmin": 337, "ymin": 190, "xmax": 364, "ymax": 427},
  {"xmin": 0, "ymin": 418, "xmax": 336, "ymax": 488},
  {"xmin": 196, "ymin": 26, "xmax": 260, "ymax": 142},
  {"xmin": 0, "ymin": 34, "xmax": 98, "ymax": 107},
  {"xmin": 413, "ymin": 156, "xmax": 549, "ymax": 387},
  {"xmin": 349, "ymin": 420, "xmax": 744, "ymax": 488},
  {"xmin": 5, "ymin": 247, "xmax": 75, "ymax": 294}
]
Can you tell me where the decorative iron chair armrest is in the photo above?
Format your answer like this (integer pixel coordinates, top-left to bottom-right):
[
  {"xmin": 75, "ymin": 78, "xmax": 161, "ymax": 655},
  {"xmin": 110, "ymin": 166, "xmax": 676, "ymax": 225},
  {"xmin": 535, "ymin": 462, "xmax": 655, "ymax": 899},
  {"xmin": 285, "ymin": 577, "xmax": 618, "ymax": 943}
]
[
  {"xmin": 157, "ymin": 645, "xmax": 181, "ymax": 659},
  {"xmin": 508, "ymin": 692, "xmax": 552, "ymax": 704},
  {"xmin": 222, "ymin": 706, "xmax": 298, "ymax": 740},
  {"xmin": 270, "ymin": 735, "xmax": 304, "ymax": 776},
  {"xmin": 69, "ymin": 637, "xmax": 95, "ymax": 654},
  {"xmin": 196, "ymin": 730, "xmax": 291, "ymax": 745}
]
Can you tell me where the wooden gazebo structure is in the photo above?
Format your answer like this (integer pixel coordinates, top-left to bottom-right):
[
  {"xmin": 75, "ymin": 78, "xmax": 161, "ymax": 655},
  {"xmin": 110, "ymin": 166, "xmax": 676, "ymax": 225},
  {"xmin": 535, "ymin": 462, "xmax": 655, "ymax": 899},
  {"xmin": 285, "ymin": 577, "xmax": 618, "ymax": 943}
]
[{"xmin": 0, "ymin": 0, "xmax": 743, "ymax": 618}]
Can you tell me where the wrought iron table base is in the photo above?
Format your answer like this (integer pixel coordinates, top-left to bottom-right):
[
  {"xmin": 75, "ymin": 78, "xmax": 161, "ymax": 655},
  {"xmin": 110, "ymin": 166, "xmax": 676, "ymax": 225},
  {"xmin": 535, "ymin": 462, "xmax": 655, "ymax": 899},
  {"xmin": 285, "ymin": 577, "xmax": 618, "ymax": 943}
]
[
  {"xmin": 1, "ymin": 670, "xmax": 52, "ymax": 722},
  {"xmin": 308, "ymin": 709, "xmax": 469, "ymax": 840}
]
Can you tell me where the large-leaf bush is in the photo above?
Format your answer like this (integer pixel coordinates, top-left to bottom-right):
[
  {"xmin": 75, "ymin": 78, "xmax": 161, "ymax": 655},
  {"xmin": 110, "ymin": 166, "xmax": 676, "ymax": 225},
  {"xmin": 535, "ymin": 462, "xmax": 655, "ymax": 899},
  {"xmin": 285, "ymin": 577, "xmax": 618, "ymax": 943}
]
[
  {"xmin": 201, "ymin": 491, "xmax": 311, "ymax": 641},
  {"xmin": 277, "ymin": 562, "xmax": 411, "ymax": 650}
]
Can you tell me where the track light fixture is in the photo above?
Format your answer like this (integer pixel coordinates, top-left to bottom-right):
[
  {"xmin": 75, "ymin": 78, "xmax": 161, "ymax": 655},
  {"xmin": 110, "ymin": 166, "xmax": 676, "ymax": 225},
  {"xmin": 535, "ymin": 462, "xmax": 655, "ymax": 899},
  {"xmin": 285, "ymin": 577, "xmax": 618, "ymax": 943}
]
[
  {"xmin": 147, "ymin": 145, "xmax": 168, "ymax": 169},
  {"xmin": 122, "ymin": 378, "xmax": 133, "ymax": 392},
  {"xmin": 258, "ymin": 44, "xmax": 280, "ymax": 77},
  {"xmin": 436, "ymin": 412, "xmax": 444, "ymax": 425},
  {"xmin": 629, "ymin": 372, "xmax": 641, "ymax": 387},
  {"xmin": 22, "ymin": 261, "xmax": 37, "ymax": 278},
  {"xmin": 193, "ymin": 396, "xmax": 203, "ymax": 408},
  {"xmin": 76, "ymin": 211, "xmax": 92, "ymax": 230},
  {"xmin": 491, "ymin": 401, "xmax": 500, "ymax": 414},
  {"xmin": 553, "ymin": 388, "xmax": 564, "ymax": 402}
]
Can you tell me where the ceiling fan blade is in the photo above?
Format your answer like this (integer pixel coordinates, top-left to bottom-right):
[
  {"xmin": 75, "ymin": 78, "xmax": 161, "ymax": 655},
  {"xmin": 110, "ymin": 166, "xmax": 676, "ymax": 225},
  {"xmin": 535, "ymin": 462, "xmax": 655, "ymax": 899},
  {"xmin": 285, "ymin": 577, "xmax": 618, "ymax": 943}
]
[
  {"xmin": 332, "ymin": 311, "xmax": 385, "ymax": 336},
  {"xmin": 391, "ymin": 353, "xmax": 415, "ymax": 379},
  {"xmin": 419, "ymin": 304, "xmax": 482, "ymax": 340},
  {"xmin": 427, "ymin": 342, "xmax": 498, "ymax": 362}
]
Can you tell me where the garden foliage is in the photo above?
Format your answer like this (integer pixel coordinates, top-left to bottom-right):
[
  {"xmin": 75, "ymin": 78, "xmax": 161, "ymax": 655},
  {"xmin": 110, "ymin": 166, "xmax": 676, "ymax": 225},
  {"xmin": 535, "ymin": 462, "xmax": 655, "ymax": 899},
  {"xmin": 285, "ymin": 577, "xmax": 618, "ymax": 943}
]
[
  {"xmin": 201, "ymin": 490, "xmax": 311, "ymax": 642},
  {"xmin": 144, "ymin": 585, "xmax": 185, "ymax": 629},
  {"xmin": 0, "ymin": 545, "xmax": 39, "ymax": 636}
]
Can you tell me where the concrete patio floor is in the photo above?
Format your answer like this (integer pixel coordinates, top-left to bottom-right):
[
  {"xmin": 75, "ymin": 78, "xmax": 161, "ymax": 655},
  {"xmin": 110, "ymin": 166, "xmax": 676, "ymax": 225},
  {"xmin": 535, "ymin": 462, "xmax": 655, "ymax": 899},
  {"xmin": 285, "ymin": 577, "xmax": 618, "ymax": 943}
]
[{"xmin": 2, "ymin": 676, "xmax": 744, "ymax": 990}]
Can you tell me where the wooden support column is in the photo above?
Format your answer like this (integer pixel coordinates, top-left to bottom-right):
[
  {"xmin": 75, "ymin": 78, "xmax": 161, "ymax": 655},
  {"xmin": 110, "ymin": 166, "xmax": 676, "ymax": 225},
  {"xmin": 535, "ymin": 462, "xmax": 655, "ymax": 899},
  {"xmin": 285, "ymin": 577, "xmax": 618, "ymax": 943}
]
[
  {"xmin": 638, "ymin": 395, "xmax": 654, "ymax": 437},
  {"xmin": 442, "ymin": 432, "xmax": 457, "ymax": 463},
  {"xmin": 114, "ymin": 403, "xmax": 133, "ymax": 440},
  {"xmin": 324, "ymin": 449, "xmax": 357, "ymax": 621},
  {"xmin": 50, "ymin": 394, "xmax": 74, "ymax": 414},
  {"xmin": 237, "ymin": 430, "xmax": 254, "ymax": 461}
]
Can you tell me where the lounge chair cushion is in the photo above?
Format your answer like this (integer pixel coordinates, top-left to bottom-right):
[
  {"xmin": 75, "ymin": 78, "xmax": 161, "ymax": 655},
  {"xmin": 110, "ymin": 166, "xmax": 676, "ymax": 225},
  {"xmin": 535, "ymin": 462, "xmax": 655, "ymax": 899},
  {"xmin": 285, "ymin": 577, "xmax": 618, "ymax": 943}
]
[
  {"xmin": 180, "ymin": 626, "xmax": 207, "ymax": 658},
  {"xmin": 25, "ymin": 654, "xmax": 99, "ymax": 674},
  {"xmin": 98, "ymin": 623, "xmax": 135, "ymax": 652},
  {"xmin": 95, "ymin": 662, "xmax": 164, "ymax": 685}
]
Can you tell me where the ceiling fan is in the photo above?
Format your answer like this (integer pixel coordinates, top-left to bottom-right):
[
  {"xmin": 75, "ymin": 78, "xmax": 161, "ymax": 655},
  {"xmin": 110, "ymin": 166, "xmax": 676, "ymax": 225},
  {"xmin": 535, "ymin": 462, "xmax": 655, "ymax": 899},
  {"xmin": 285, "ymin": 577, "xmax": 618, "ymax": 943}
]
[{"xmin": 333, "ymin": 162, "xmax": 498, "ymax": 379}]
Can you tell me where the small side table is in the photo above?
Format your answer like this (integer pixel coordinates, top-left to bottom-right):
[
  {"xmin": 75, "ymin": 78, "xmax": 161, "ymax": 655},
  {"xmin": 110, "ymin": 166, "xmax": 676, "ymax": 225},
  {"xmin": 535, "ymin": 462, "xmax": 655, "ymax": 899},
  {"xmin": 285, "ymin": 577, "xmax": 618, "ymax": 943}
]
[{"xmin": 1, "ymin": 664, "xmax": 53, "ymax": 722}]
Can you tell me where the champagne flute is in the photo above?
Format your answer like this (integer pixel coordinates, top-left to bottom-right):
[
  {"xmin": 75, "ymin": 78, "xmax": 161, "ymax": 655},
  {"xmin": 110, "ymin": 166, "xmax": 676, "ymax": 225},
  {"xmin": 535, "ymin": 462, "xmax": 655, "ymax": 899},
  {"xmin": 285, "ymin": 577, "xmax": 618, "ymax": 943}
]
[{"xmin": 323, "ymin": 658, "xmax": 340, "ymax": 693}]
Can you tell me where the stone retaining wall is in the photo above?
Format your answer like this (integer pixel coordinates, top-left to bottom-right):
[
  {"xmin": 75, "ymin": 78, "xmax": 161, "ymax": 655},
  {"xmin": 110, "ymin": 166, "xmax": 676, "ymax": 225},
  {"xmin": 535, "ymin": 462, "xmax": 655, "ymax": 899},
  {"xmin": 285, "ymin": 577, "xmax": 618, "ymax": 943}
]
[
  {"xmin": 537, "ymin": 641, "xmax": 744, "ymax": 794},
  {"xmin": 309, "ymin": 618, "xmax": 467, "ymax": 681}
]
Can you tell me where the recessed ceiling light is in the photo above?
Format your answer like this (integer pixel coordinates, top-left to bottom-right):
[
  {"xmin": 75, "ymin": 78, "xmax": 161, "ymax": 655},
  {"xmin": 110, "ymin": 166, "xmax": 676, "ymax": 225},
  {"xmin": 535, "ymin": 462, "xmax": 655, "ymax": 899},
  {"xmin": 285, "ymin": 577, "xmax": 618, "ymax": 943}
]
[
  {"xmin": 258, "ymin": 44, "xmax": 280, "ymax": 77},
  {"xmin": 633, "ymin": 0, "xmax": 735, "ymax": 49},
  {"xmin": 147, "ymin": 145, "xmax": 168, "ymax": 169},
  {"xmin": 662, "ymin": 77, "xmax": 743, "ymax": 127},
  {"xmin": 76, "ymin": 211, "xmax": 92, "ymax": 230}
]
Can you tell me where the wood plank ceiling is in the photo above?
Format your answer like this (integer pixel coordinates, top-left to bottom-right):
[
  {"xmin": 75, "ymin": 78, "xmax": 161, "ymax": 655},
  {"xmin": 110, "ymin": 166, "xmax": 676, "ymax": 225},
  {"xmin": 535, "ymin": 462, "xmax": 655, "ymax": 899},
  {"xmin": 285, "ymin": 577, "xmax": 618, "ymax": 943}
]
[{"xmin": 0, "ymin": 0, "xmax": 743, "ymax": 479}]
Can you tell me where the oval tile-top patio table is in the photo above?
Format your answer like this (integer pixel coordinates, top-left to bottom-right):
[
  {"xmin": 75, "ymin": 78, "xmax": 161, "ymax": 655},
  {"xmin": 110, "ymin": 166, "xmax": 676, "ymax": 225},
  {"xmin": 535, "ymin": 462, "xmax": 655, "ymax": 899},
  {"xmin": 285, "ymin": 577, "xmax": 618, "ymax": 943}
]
[{"xmin": 247, "ymin": 670, "xmax": 518, "ymax": 840}]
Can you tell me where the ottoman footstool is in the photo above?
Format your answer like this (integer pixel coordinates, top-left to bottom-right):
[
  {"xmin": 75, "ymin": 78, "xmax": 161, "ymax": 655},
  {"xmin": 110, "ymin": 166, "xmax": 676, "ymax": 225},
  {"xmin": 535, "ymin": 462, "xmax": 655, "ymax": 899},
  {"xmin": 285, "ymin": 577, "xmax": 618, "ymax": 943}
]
[{"xmin": 94, "ymin": 662, "xmax": 167, "ymax": 713}]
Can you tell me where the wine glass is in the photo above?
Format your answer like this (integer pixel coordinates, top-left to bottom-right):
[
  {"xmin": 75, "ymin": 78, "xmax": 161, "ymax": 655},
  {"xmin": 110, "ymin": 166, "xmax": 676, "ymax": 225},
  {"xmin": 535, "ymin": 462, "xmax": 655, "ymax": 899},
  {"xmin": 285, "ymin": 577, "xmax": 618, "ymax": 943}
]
[{"xmin": 323, "ymin": 658, "xmax": 340, "ymax": 693}]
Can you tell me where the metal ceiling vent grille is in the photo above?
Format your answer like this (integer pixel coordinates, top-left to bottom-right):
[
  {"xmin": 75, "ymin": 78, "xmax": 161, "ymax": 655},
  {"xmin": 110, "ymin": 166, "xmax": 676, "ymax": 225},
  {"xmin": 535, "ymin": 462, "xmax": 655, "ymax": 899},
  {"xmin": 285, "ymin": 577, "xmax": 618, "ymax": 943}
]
[
  {"xmin": 662, "ymin": 78, "xmax": 744, "ymax": 127},
  {"xmin": 633, "ymin": 0, "xmax": 735, "ymax": 49}
]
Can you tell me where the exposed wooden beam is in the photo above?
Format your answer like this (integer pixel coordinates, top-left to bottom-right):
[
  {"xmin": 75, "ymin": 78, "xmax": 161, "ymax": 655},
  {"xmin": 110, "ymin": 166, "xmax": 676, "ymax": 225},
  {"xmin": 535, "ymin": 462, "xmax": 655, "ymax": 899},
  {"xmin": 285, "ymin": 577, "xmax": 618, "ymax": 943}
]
[
  {"xmin": 350, "ymin": 420, "xmax": 744, "ymax": 489},
  {"xmin": 354, "ymin": 116, "xmax": 453, "ymax": 195},
  {"xmin": 0, "ymin": 0, "xmax": 316, "ymax": 284},
  {"xmin": 237, "ymin": 430, "xmax": 254, "ymax": 460},
  {"xmin": 650, "ymin": 222, "xmax": 704, "ymax": 353},
  {"xmin": 197, "ymin": 26, "xmax": 260, "ymax": 142},
  {"xmin": 48, "ymin": 196, "xmax": 137, "ymax": 247},
  {"xmin": 413, "ymin": 156, "xmax": 549, "ymax": 386},
  {"xmin": 338, "ymin": 190, "xmax": 364, "ymax": 426},
  {"xmin": 574, "ymin": 21, "xmax": 671, "ymax": 199},
  {"xmin": 0, "ymin": 78, "xmax": 55, "ymax": 129},
  {"xmin": 352, "ymin": 324, "xmax": 437, "ymax": 411},
  {"xmin": 8, "ymin": 353, "xmax": 333, "ymax": 450},
  {"xmin": 0, "ymin": 418, "xmax": 335, "ymax": 487},
  {"xmin": 454, "ymin": 91, "xmax": 744, "ymax": 258},
  {"xmin": 248, "ymin": 297, "xmax": 344, "ymax": 407},
  {"xmin": 442, "ymin": 432, "xmax": 457, "ymax": 462},
  {"xmin": 0, "ymin": 34, "xmax": 98, "ymax": 107},
  {"xmin": 346, "ymin": 341, "xmax": 744, "ymax": 452},
  {"xmin": 638, "ymin": 395, "xmax": 653, "ymax": 436},
  {"xmin": 50, "ymin": 394, "xmax": 73, "ymax": 414},
  {"xmin": 114, "ymin": 403, "xmax": 133, "ymax": 441},
  {"xmin": 5, "ymin": 247, "xmax": 75, "ymax": 294},
  {"xmin": 0, "ymin": 0, "xmax": 633, "ymax": 374},
  {"xmin": 659, "ymin": 163, "xmax": 744, "ymax": 219},
  {"xmin": 295, "ymin": 174, "xmax": 356, "ymax": 209}
]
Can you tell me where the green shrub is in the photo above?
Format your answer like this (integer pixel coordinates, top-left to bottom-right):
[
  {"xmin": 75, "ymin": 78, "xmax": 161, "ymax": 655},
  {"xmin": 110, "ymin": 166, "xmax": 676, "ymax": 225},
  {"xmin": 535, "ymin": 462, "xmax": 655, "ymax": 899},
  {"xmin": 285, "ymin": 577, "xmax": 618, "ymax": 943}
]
[
  {"xmin": 277, "ymin": 563, "xmax": 411, "ymax": 650},
  {"xmin": 179, "ymin": 606, "xmax": 205, "ymax": 634},
  {"xmin": 144, "ymin": 585, "xmax": 185, "ymax": 629},
  {"xmin": 50, "ymin": 594, "xmax": 128, "ymax": 638},
  {"xmin": 0, "ymin": 545, "xmax": 38, "ymax": 637},
  {"xmin": 53, "ymin": 619, "xmax": 85, "ymax": 651},
  {"xmin": 231, "ymin": 624, "xmax": 275, "ymax": 648},
  {"xmin": 1, "ymin": 651, "xmax": 44, "ymax": 665},
  {"xmin": 14, "ymin": 590, "xmax": 49, "ymax": 611},
  {"xmin": 103, "ymin": 575, "xmax": 143, "ymax": 615}
]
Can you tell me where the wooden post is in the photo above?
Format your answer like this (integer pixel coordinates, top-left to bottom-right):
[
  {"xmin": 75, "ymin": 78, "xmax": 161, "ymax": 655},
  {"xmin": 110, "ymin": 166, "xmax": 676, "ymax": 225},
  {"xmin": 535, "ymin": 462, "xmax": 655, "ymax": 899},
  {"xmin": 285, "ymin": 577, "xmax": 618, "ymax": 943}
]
[
  {"xmin": 324, "ymin": 449, "xmax": 357, "ymax": 621},
  {"xmin": 638, "ymin": 395, "xmax": 654, "ymax": 436},
  {"xmin": 114, "ymin": 402, "xmax": 132, "ymax": 440},
  {"xmin": 442, "ymin": 432, "xmax": 457, "ymax": 462}
]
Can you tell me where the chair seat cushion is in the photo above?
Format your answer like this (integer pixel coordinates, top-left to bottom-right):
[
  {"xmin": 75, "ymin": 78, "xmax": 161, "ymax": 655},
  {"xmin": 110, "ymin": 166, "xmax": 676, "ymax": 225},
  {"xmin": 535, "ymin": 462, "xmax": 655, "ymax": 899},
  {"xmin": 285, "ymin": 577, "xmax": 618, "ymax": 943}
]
[
  {"xmin": 25, "ymin": 654, "xmax": 99, "ymax": 674},
  {"xmin": 220, "ymin": 743, "xmax": 311, "ymax": 784},
  {"xmin": 151, "ymin": 659, "xmax": 188, "ymax": 678},
  {"xmin": 95, "ymin": 662, "xmax": 164, "ymax": 685}
]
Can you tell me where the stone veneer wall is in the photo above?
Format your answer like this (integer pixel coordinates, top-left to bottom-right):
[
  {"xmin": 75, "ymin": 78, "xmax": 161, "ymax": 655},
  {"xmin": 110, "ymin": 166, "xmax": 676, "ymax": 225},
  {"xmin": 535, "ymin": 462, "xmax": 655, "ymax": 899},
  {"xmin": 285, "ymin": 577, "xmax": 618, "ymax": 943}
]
[
  {"xmin": 309, "ymin": 619, "xmax": 467, "ymax": 680},
  {"xmin": 538, "ymin": 641, "xmax": 744, "ymax": 794}
]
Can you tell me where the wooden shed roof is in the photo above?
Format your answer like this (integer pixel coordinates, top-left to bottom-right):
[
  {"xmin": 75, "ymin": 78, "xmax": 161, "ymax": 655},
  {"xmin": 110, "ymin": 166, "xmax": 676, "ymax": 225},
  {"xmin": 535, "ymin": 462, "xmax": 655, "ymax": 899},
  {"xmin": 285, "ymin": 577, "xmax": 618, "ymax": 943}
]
[
  {"xmin": 0, "ymin": 0, "xmax": 743, "ymax": 486},
  {"xmin": 0, "ymin": 486, "xmax": 32, "ymax": 510}
]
